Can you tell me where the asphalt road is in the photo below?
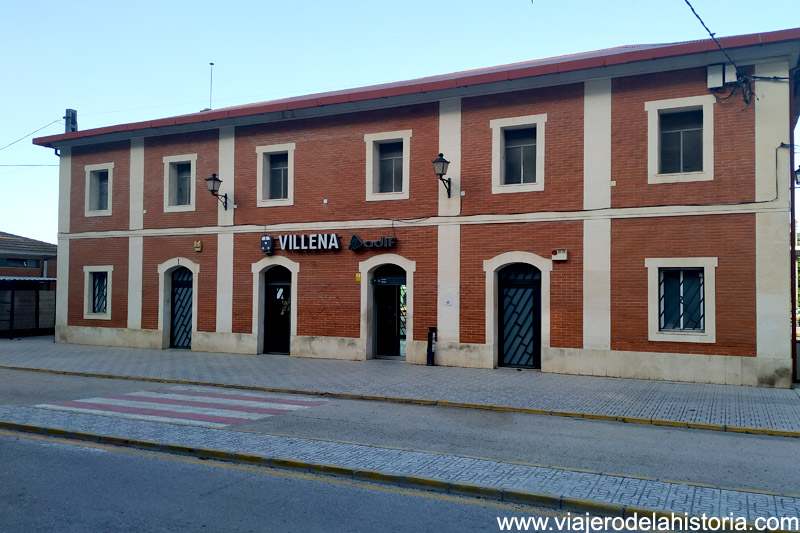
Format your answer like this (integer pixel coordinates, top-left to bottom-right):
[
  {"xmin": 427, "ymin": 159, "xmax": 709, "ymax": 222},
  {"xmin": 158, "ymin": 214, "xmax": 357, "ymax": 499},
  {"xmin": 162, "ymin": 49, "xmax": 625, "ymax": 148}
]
[
  {"xmin": 0, "ymin": 431, "xmax": 589, "ymax": 533},
  {"xmin": 1, "ymin": 369, "xmax": 798, "ymax": 495}
]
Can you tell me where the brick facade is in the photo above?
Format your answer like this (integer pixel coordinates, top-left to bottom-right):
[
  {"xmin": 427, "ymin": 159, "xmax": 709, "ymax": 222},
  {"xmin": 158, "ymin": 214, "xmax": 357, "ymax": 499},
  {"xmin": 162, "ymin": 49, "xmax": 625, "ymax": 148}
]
[{"xmin": 35, "ymin": 29, "xmax": 800, "ymax": 386}]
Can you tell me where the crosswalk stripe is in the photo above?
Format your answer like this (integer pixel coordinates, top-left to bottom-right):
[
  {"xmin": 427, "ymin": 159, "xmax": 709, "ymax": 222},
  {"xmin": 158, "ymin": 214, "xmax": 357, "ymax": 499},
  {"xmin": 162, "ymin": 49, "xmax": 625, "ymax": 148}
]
[
  {"xmin": 150, "ymin": 388, "xmax": 326, "ymax": 407},
  {"xmin": 62, "ymin": 397, "xmax": 271, "ymax": 420},
  {"xmin": 48, "ymin": 400, "xmax": 252, "ymax": 425},
  {"xmin": 128, "ymin": 392, "xmax": 312, "ymax": 411},
  {"xmin": 91, "ymin": 394, "xmax": 295, "ymax": 415},
  {"xmin": 34, "ymin": 386, "xmax": 329, "ymax": 427},
  {"xmin": 40, "ymin": 405, "xmax": 231, "ymax": 428}
]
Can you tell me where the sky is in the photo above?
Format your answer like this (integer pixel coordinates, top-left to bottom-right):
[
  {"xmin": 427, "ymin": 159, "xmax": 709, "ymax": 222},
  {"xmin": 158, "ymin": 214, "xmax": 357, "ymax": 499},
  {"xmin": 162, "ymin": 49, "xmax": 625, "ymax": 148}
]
[{"xmin": 1, "ymin": 0, "xmax": 798, "ymax": 244}]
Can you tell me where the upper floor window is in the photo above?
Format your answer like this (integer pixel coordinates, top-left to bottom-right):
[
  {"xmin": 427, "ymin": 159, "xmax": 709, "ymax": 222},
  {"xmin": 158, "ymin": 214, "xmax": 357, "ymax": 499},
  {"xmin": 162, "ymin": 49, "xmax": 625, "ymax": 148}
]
[
  {"xmin": 378, "ymin": 142, "xmax": 403, "ymax": 193},
  {"xmin": 490, "ymin": 114, "xmax": 546, "ymax": 194},
  {"xmin": 163, "ymin": 154, "xmax": 197, "ymax": 212},
  {"xmin": 503, "ymin": 128, "xmax": 537, "ymax": 185},
  {"xmin": 659, "ymin": 110, "xmax": 702, "ymax": 174},
  {"xmin": 84, "ymin": 163, "xmax": 114, "ymax": 217},
  {"xmin": 256, "ymin": 143, "xmax": 295, "ymax": 207},
  {"xmin": 645, "ymin": 95, "xmax": 715, "ymax": 184},
  {"xmin": 365, "ymin": 130, "xmax": 412, "ymax": 201}
]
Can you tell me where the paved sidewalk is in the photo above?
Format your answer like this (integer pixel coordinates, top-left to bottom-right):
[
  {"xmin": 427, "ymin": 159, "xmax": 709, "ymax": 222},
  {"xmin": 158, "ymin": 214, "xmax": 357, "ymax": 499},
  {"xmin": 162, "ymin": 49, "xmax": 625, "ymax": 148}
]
[
  {"xmin": 1, "ymin": 337, "xmax": 799, "ymax": 435},
  {"xmin": 2, "ymin": 404, "xmax": 799, "ymax": 525},
  {"xmin": 3, "ymin": 337, "xmax": 800, "ymax": 527}
]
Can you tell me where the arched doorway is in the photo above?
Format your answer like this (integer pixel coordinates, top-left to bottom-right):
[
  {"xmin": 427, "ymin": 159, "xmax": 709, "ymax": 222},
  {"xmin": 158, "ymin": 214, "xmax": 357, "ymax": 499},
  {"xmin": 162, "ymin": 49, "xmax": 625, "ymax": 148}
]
[
  {"xmin": 498, "ymin": 263, "xmax": 541, "ymax": 368},
  {"xmin": 170, "ymin": 267, "xmax": 193, "ymax": 349},
  {"xmin": 372, "ymin": 264, "xmax": 407, "ymax": 358},
  {"xmin": 264, "ymin": 266, "xmax": 291, "ymax": 354}
]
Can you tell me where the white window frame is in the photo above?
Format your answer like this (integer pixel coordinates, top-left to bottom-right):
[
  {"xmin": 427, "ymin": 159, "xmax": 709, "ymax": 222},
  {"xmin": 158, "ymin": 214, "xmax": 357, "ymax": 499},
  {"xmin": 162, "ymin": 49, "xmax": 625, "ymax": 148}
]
[
  {"xmin": 84, "ymin": 162, "xmax": 114, "ymax": 217},
  {"xmin": 645, "ymin": 257, "xmax": 717, "ymax": 343},
  {"xmin": 83, "ymin": 265, "xmax": 113, "ymax": 320},
  {"xmin": 490, "ymin": 114, "xmax": 546, "ymax": 194},
  {"xmin": 163, "ymin": 154, "xmax": 197, "ymax": 212},
  {"xmin": 645, "ymin": 95, "xmax": 715, "ymax": 184},
  {"xmin": 256, "ymin": 143, "xmax": 295, "ymax": 207},
  {"xmin": 365, "ymin": 130, "xmax": 412, "ymax": 201}
]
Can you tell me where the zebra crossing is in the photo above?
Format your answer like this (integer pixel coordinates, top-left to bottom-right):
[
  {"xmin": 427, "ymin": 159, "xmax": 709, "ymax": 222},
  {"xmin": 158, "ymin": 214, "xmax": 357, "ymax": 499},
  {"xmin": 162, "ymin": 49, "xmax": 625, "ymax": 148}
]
[{"xmin": 35, "ymin": 386, "xmax": 328, "ymax": 428}]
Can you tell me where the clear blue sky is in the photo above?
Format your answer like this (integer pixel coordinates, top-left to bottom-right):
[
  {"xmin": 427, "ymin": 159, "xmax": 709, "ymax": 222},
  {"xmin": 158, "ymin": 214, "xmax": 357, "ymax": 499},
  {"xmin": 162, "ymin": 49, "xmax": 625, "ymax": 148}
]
[{"xmin": 1, "ymin": 0, "xmax": 798, "ymax": 244}]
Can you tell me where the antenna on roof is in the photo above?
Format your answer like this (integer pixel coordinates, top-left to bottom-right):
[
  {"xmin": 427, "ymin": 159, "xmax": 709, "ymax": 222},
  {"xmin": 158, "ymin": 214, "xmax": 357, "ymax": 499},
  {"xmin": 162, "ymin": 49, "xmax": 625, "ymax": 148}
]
[
  {"xmin": 65, "ymin": 109, "xmax": 77, "ymax": 133},
  {"xmin": 209, "ymin": 62, "xmax": 214, "ymax": 110}
]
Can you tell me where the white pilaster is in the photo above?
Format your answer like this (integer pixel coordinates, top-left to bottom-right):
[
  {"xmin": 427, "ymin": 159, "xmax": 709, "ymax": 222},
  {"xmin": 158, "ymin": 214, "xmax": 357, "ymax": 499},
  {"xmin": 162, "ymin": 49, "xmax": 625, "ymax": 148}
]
[
  {"xmin": 583, "ymin": 219, "xmax": 611, "ymax": 350},
  {"xmin": 58, "ymin": 147, "xmax": 71, "ymax": 234},
  {"xmin": 437, "ymin": 224, "xmax": 460, "ymax": 342},
  {"xmin": 437, "ymin": 98, "xmax": 462, "ymax": 343},
  {"xmin": 216, "ymin": 232, "xmax": 234, "ymax": 333},
  {"xmin": 754, "ymin": 63, "xmax": 792, "ymax": 363},
  {"xmin": 582, "ymin": 80, "xmax": 612, "ymax": 350},
  {"xmin": 438, "ymin": 98, "xmax": 461, "ymax": 216},
  {"xmin": 56, "ymin": 147, "xmax": 71, "ymax": 331},
  {"xmin": 129, "ymin": 138, "xmax": 144, "ymax": 230},
  {"xmin": 55, "ymin": 238, "xmax": 69, "ymax": 327},
  {"xmin": 583, "ymin": 79, "xmax": 612, "ymax": 209},
  {"xmin": 127, "ymin": 236, "xmax": 143, "ymax": 329},
  {"xmin": 218, "ymin": 127, "xmax": 235, "ymax": 226}
]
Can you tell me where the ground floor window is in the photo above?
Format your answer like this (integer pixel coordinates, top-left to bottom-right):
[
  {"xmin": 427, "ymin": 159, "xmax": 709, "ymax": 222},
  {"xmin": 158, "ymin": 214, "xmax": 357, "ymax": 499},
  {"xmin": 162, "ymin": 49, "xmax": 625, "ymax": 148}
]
[
  {"xmin": 83, "ymin": 265, "xmax": 113, "ymax": 320},
  {"xmin": 645, "ymin": 257, "xmax": 717, "ymax": 343},
  {"xmin": 659, "ymin": 268, "xmax": 704, "ymax": 332}
]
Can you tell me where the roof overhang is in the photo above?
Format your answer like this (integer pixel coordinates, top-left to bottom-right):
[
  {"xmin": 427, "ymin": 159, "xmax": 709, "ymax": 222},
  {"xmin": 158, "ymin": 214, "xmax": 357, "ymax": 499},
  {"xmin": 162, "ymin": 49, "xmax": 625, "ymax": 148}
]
[{"xmin": 33, "ymin": 28, "xmax": 800, "ymax": 150}]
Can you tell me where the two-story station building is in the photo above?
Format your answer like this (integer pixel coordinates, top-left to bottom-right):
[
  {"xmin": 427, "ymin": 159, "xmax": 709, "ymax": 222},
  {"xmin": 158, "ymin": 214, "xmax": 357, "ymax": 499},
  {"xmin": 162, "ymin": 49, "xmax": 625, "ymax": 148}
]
[{"xmin": 34, "ymin": 29, "xmax": 800, "ymax": 387}]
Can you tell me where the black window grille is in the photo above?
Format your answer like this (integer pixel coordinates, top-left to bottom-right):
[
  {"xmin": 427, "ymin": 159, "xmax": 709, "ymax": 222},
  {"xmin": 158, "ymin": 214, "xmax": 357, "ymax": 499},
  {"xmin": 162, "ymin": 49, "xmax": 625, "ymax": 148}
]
[
  {"xmin": 92, "ymin": 272, "xmax": 107, "ymax": 314},
  {"xmin": 659, "ymin": 268, "xmax": 704, "ymax": 331}
]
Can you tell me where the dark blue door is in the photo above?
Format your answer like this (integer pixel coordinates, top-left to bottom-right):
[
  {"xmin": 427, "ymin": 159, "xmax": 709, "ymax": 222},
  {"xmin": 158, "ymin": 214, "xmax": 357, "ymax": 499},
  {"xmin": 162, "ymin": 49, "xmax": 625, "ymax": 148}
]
[
  {"xmin": 171, "ymin": 267, "xmax": 192, "ymax": 349},
  {"xmin": 499, "ymin": 263, "xmax": 541, "ymax": 368}
]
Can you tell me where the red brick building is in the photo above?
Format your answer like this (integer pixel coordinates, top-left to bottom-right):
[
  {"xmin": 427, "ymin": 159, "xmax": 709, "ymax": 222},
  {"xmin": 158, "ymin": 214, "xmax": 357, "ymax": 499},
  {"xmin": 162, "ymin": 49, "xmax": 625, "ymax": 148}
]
[{"xmin": 34, "ymin": 29, "xmax": 800, "ymax": 386}]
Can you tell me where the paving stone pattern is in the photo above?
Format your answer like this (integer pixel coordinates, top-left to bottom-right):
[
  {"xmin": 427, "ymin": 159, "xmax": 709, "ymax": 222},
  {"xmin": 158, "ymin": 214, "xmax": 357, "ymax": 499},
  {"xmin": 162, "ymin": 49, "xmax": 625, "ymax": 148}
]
[
  {"xmin": 1, "ymin": 404, "xmax": 798, "ymax": 523},
  {"xmin": 1, "ymin": 337, "xmax": 799, "ymax": 432}
]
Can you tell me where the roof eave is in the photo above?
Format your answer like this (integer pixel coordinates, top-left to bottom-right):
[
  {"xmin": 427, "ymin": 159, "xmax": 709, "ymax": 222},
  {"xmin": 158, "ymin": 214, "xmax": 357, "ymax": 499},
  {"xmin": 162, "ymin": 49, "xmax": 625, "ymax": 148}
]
[{"xmin": 33, "ymin": 28, "xmax": 800, "ymax": 150}]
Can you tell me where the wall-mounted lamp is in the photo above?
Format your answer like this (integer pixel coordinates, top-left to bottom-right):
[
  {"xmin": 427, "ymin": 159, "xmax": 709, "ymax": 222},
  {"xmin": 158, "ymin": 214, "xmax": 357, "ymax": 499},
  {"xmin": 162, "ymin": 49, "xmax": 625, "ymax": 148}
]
[
  {"xmin": 432, "ymin": 153, "xmax": 451, "ymax": 197},
  {"xmin": 205, "ymin": 173, "xmax": 228, "ymax": 210}
]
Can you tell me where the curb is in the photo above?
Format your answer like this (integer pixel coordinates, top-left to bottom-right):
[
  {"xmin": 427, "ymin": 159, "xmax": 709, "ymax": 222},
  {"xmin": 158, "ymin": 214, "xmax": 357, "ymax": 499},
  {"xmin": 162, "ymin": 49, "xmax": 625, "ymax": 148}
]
[
  {"xmin": 2, "ymin": 364, "xmax": 799, "ymax": 438},
  {"xmin": 2, "ymin": 421, "xmax": 796, "ymax": 533}
]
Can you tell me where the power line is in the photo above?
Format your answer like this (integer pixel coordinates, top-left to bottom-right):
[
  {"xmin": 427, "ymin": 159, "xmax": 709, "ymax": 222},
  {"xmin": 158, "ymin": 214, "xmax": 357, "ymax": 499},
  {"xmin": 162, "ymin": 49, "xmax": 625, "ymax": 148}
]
[
  {"xmin": 0, "ymin": 120, "xmax": 62, "ymax": 152},
  {"xmin": 683, "ymin": 0, "xmax": 741, "ymax": 73}
]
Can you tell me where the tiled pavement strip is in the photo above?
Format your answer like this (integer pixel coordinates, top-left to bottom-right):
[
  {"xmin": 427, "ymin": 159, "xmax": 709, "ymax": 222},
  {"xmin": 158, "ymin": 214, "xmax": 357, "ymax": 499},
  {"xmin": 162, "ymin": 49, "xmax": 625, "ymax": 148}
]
[
  {"xmin": 1, "ymin": 404, "xmax": 799, "ymax": 525},
  {"xmin": 2, "ymin": 338, "xmax": 800, "ymax": 526}
]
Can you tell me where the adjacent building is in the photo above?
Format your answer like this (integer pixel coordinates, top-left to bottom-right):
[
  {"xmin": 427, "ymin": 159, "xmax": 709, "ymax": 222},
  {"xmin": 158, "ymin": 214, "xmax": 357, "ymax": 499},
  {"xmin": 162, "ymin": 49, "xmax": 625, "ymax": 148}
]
[
  {"xmin": 0, "ymin": 232, "xmax": 57, "ymax": 336},
  {"xmin": 34, "ymin": 29, "xmax": 800, "ymax": 386}
]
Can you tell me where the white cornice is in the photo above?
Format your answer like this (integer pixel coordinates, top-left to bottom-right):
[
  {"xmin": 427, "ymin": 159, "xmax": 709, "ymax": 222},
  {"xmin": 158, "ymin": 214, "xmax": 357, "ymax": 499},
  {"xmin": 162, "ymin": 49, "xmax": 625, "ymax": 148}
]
[{"xmin": 59, "ymin": 200, "xmax": 790, "ymax": 240}]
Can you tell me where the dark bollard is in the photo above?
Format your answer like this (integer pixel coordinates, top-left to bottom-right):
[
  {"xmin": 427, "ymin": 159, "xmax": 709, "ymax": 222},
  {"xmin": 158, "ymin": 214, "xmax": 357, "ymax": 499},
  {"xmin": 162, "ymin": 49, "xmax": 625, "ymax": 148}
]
[{"xmin": 426, "ymin": 327, "xmax": 436, "ymax": 366}]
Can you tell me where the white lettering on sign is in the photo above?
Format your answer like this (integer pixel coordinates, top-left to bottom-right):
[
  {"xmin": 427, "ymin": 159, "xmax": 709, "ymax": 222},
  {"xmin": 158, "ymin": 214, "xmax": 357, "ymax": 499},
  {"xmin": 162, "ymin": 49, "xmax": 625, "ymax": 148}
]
[{"xmin": 278, "ymin": 233, "xmax": 341, "ymax": 251}]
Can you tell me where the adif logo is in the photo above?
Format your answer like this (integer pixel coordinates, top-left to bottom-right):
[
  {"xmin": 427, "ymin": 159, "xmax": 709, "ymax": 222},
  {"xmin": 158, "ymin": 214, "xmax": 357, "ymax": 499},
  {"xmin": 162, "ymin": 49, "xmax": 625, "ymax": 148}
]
[
  {"xmin": 349, "ymin": 234, "xmax": 396, "ymax": 251},
  {"xmin": 349, "ymin": 235, "xmax": 364, "ymax": 251}
]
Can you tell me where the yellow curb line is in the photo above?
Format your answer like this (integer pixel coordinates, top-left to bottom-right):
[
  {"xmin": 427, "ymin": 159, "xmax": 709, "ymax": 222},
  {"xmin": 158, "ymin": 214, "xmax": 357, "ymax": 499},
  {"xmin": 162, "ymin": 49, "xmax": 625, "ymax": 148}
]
[{"xmin": 2, "ymin": 364, "xmax": 799, "ymax": 438}]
